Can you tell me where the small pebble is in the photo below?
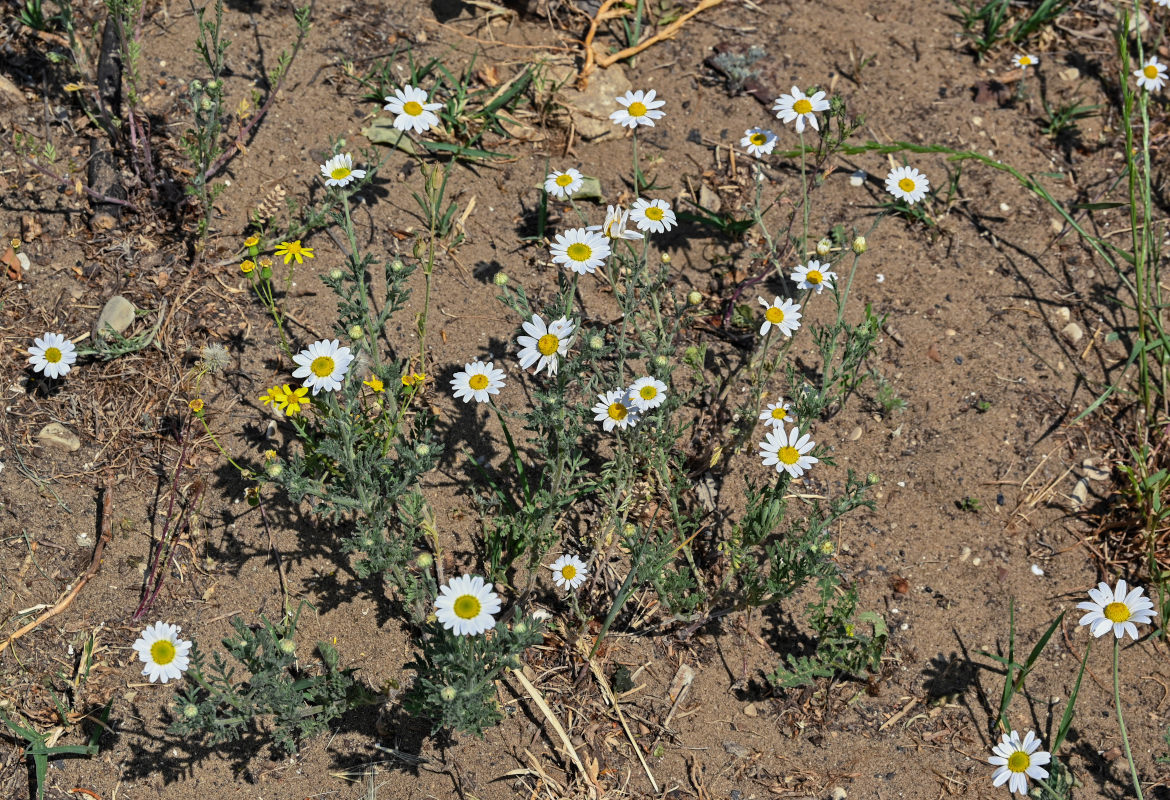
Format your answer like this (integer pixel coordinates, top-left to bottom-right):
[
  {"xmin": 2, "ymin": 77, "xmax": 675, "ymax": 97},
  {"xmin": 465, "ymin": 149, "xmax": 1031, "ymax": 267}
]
[
  {"xmin": 1061, "ymin": 322, "xmax": 1083, "ymax": 344},
  {"xmin": 972, "ymin": 557, "xmax": 982, "ymax": 566},
  {"xmin": 850, "ymin": 169, "xmax": 866, "ymax": 187},
  {"xmin": 743, "ymin": 703, "xmax": 758, "ymax": 717},
  {"xmin": 1030, "ymin": 564, "xmax": 1045, "ymax": 577},
  {"xmin": 848, "ymin": 426, "xmax": 863, "ymax": 441},
  {"xmin": 959, "ymin": 546, "xmax": 971, "ymax": 561},
  {"xmin": 831, "ymin": 788, "xmax": 848, "ymax": 800}
]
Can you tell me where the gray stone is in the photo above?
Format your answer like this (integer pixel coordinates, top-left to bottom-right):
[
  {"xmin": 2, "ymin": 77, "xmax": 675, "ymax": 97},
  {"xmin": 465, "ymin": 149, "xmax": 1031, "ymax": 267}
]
[
  {"xmin": 38, "ymin": 422, "xmax": 81, "ymax": 452},
  {"xmin": 1061, "ymin": 322, "xmax": 1083, "ymax": 345},
  {"xmin": 560, "ymin": 65, "xmax": 632, "ymax": 141},
  {"xmin": 698, "ymin": 183, "xmax": 722, "ymax": 214},
  {"xmin": 95, "ymin": 295, "xmax": 135, "ymax": 337}
]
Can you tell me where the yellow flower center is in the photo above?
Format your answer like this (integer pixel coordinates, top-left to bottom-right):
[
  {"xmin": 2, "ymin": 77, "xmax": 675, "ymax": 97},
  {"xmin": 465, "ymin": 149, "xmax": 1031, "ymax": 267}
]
[
  {"xmin": 750, "ymin": 132, "xmax": 767, "ymax": 145},
  {"xmin": 806, "ymin": 270, "xmax": 823, "ymax": 284},
  {"xmin": 771, "ymin": 407, "xmax": 788, "ymax": 420},
  {"xmin": 639, "ymin": 385, "xmax": 657, "ymax": 400},
  {"xmin": 330, "ymin": 166, "xmax": 352, "ymax": 180},
  {"xmin": 628, "ymin": 101, "xmax": 647, "ymax": 117},
  {"xmin": 44, "ymin": 347, "xmax": 62, "ymax": 363},
  {"xmin": 793, "ymin": 98, "xmax": 813, "ymax": 115},
  {"xmin": 645, "ymin": 206, "xmax": 665, "ymax": 221},
  {"xmin": 1019, "ymin": 56, "xmax": 1032, "ymax": 66},
  {"xmin": 778, "ymin": 445, "xmax": 800, "ymax": 465},
  {"xmin": 1104, "ymin": 601, "xmax": 1131, "ymax": 623},
  {"xmin": 241, "ymin": 260, "xmax": 255, "ymax": 273},
  {"xmin": 403, "ymin": 100, "xmax": 424, "ymax": 116},
  {"xmin": 1145, "ymin": 65, "xmax": 1159, "ymax": 79},
  {"xmin": 311, "ymin": 356, "xmax": 336, "ymax": 377},
  {"xmin": 537, "ymin": 333, "xmax": 560, "ymax": 356},
  {"xmin": 468, "ymin": 373, "xmax": 489, "ymax": 391},
  {"xmin": 150, "ymin": 639, "xmax": 176, "ymax": 665},
  {"xmin": 453, "ymin": 594, "xmax": 481, "ymax": 619},
  {"xmin": 244, "ymin": 235, "xmax": 260, "ymax": 247},
  {"xmin": 765, "ymin": 307, "xmax": 785, "ymax": 324},
  {"xmin": 607, "ymin": 402, "xmax": 628, "ymax": 421},
  {"xmin": 898, "ymin": 177, "xmax": 916, "ymax": 193},
  {"xmin": 555, "ymin": 173, "xmax": 574, "ymax": 187},
  {"xmin": 1007, "ymin": 751, "xmax": 1030, "ymax": 773},
  {"xmin": 567, "ymin": 242, "xmax": 592, "ymax": 262},
  {"xmin": 560, "ymin": 565, "xmax": 577, "ymax": 581}
]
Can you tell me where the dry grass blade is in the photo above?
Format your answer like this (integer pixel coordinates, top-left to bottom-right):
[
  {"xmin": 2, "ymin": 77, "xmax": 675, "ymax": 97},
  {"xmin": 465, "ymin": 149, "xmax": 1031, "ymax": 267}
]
[
  {"xmin": 587, "ymin": 657, "xmax": 660, "ymax": 794},
  {"xmin": 509, "ymin": 668, "xmax": 598, "ymax": 799}
]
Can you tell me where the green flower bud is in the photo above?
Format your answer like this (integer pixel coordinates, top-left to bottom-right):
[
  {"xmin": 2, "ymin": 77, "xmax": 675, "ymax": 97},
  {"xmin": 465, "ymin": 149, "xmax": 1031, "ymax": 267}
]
[
  {"xmin": 653, "ymin": 354, "xmax": 668, "ymax": 369},
  {"xmin": 816, "ymin": 238, "xmax": 832, "ymax": 257},
  {"xmin": 415, "ymin": 443, "xmax": 431, "ymax": 457},
  {"xmin": 348, "ymin": 324, "xmax": 364, "ymax": 340},
  {"xmin": 329, "ymin": 268, "xmax": 344, "ymax": 280},
  {"xmin": 199, "ymin": 96, "xmax": 213, "ymax": 112},
  {"xmin": 279, "ymin": 638, "xmax": 296, "ymax": 654},
  {"xmin": 440, "ymin": 686, "xmax": 457, "ymax": 702},
  {"xmin": 266, "ymin": 463, "xmax": 283, "ymax": 478},
  {"xmin": 660, "ymin": 252, "xmax": 672, "ymax": 264},
  {"xmin": 493, "ymin": 272, "xmax": 509, "ymax": 286},
  {"xmin": 260, "ymin": 265, "xmax": 273, "ymax": 281},
  {"xmin": 416, "ymin": 552, "xmax": 434, "ymax": 568},
  {"xmin": 391, "ymin": 259, "xmax": 405, "ymax": 272},
  {"xmin": 183, "ymin": 703, "xmax": 199, "ymax": 719},
  {"xmin": 588, "ymin": 335, "xmax": 604, "ymax": 351},
  {"xmin": 514, "ymin": 621, "xmax": 528, "ymax": 635},
  {"xmin": 687, "ymin": 290, "xmax": 702, "ymax": 306},
  {"xmin": 852, "ymin": 236, "xmax": 867, "ymax": 254}
]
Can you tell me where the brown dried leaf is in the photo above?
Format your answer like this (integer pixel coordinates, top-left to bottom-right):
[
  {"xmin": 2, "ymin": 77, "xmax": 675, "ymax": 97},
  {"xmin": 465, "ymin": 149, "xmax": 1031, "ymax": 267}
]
[{"xmin": 1, "ymin": 246, "xmax": 20, "ymax": 281}]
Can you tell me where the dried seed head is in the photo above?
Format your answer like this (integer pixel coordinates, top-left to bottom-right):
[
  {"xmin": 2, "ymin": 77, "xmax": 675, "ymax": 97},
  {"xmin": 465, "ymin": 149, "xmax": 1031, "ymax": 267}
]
[{"xmin": 199, "ymin": 342, "xmax": 230, "ymax": 374}]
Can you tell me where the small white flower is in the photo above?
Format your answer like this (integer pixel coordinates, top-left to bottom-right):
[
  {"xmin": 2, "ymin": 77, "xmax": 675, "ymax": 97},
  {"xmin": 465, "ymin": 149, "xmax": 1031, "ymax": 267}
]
[
  {"xmin": 791, "ymin": 260, "xmax": 837, "ymax": 294},
  {"xmin": 450, "ymin": 360, "xmax": 506, "ymax": 404},
  {"xmin": 610, "ymin": 89, "xmax": 666, "ymax": 128},
  {"xmin": 759, "ymin": 426, "xmax": 818, "ymax": 478},
  {"xmin": 740, "ymin": 127, "xmax": 778, "ymax": 156},
  {"xmin": 544, "ymin": 168, "xmax": 584, "ymax": 199},
  {"xmin": 588, "ymin": 205, "xmax": 644, "ymax": 241},
  {"xmin": 550, "ymin": 228, "xmax": 611, "ymax": 274},
  {"xmin": 292, "ymin": 339, "xmax": 354, "ymax": 395},
  {"xmin": 320, "ymin": 153, "xmax": 366, "ymax": 187},
  {"xmin": 989, "ymin": 730, "xmax": 1051, "ymax": 796},
  {"xmin": 1135, "ymin": 56, "xmax": 1168, "ymax": 92},
  {"xmin": 628, "ymin": 376, "xmax": 667, "ymax": 411},
  {"xmin": 517, "ymin": 313, "xmax": 575, "ymax": 376},
  {"xmin": 592, "ymin": 388, "xmax": 640, "ymax": 432},
  {"xmin": 383, "ymin": 84, "xmax": 443, "ymax": 133},
  {"xmin": 1011, "ymin": 54, "xmax": 1038, "ymax": 70},
  {"xmin": 1076, "ymin": 579, "xmax": 1157, "ymax": 640},
  {"xmin": 28, "ymin": 332, "xmax": 77, "ymax": 379},
  {"xmin": 132, "ymin": 621, "xmax": 192, "ymax": 684},
  {"xmin": 549, "ymin": 554, "xmax": 588, "ymax": 590},
  {"xmin": 435, "ymin": 575, "xmax": 501, "ymax": 636},
  {"xmin": 759, "ymin": 400, "xmax": 795, "ymax": 428},
  {"xmin": 629, "ymin": 198, "xmax": 677, "ymax": 234},
  {"xmin": 772, "ymin": 86, "xmax": 830, "ymax": 133},
  {"xmin": 757, "ymin": 296, "xmax": 802, "ymax": 337},
  {"xmin": 885, "ymin": 165, "xmax": 931, "ymax": 204}
]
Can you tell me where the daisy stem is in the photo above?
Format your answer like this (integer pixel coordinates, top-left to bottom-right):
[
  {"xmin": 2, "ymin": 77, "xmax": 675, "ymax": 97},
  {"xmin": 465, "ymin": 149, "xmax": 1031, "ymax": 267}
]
[
  {"xmin": 1114, "ymin": 638, "xmax": 1145, "ymax": 800},
  {"xmin": 341, "ymin": 194, "xmax": 380, "ymax": 369},
  {"xmin": 632, "ymin": 129, "xmax": 642, "ymax": 194},
  {"xmin": 195, "ymin": 414, "xmax": 248, "ymax": 477},
  {"xmin": 568, "ymin": 197, "xmax": 588, "ymax": 228},
  {"xmin": 798, "ymin": 129, "xmax": 810, "ymax": 259}
]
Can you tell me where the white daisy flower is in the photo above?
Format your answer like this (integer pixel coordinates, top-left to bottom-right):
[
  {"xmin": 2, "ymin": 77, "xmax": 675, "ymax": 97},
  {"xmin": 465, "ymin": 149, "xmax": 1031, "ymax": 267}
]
[
  {"xmin": 320, "ymin": 153, "xmax": 367, "ymax": 187},
  {"xmin": 759, "ymin": 426, "xmax": 818, "ymax": 478},
  {"xmin": 544, "ymin": 168, "xmax": 584, "ymax": 199},
  {"xmin": 292, "ymin": 339, "xmax": 354, "ymax": 395},
  {"xmin": 517, "ymin": 314, "xmax": 575, "ymax": 376},
  {"xmin": 28, "ymin": 332, "xmax": 77, "ymax": 379},
  {"xmin": 132, "ymin": 621, "xmax": 192, "ymax": 684},
  {"xmin": 1135, "ymin": 56, "xmax": 1168, "ymax": 92},
  {"xmin": 759, "ymin": 400, "xmax": 795, "ymax": 428},
  {"xmin": 549, "ymin": 554, "xmax": 588, "ymax": 590},
  {"xmin": 989, "ymin": 730, "xmax": 1051, "ymax": 796},
  {"xmin": 434, "ymin": 575, "xmax": 501, "ymax": 636},
  {"xmin": 1012, "ymin": 54, "xmax": 1038, "ymax": 70},
  {"xmin": 588, "ymin": 205, "xmax": 644, "ymax": 241},
  {"xmin": 772, "ymin": 86, "xmax": 830, "ymax": 133},
  {"xmin": 628, "ymin": 376, "xmax": 667, "ymax": 411},
  {"xmin": 791, "ymin": 260, "xmax": 837, "ymax": 294},
  {"xmin": 629, "ymin": 198, "xmax": 677, "ymax": 234},
  {"xmin": 610, "ymin": 89, "xmax": 666, "ymax": 128},
  {"xmin": 383, "ymin": 84, "xmax": 443, "ymax": 133},
  {"xmin": 740, "ymin": 127, "xmax": 778, "ymax": 156},
  {"xmin": 550, "ymin": 228, "xmax": 611, "ymax": 274},
  {"xmin": 885, "ymin": 165, "xmax": 931, "ymax": 204},
  {"xmin": 757, "ymin": 296, "xmax": 802, "ymax": 337},
  {"xmin": 450, "ymin": 360, "xmax": 506, "ymax": 404},
  {"xmin": 592, "ymin": 388, "xmax": 641, "ymax": 432},
  {"xmin": 1076, "ymin": 579, "xmax": 1157, "ymax": 640}
]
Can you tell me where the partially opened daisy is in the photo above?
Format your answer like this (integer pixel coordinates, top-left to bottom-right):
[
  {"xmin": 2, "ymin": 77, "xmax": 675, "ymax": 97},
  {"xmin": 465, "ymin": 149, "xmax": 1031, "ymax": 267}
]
[
  {"xmin": 741, "ymin": 127, "xmax": 778, "ymax": 156},
  {"xmin": 132, "ymin": 621, "xmax": 192, "ymax": 684},
  {"xmin": 550, "ymin": 554, "xmax": 588, "ymax": 590},
  {"xmin": 588, "ymin": 205, "xmax": 643, "ymax": 241},
  {"xmin": 772, "ymin": 86, "xmax": 830, "ymax": 133},
  {"xmin": 545, "ymin": 168, "xmax": 584, "ymax": 200},
  {"xmin": 1135, "ymin": 56, "xmax": 1168, "ymax": 92},
  {"xmin": 1011, "ymin": 54, "xmax": 1038, "ymax": 70},
  {"xmin": 630, "ymin": 198, "xmax": 677, "ymax": 234},
  {"xmin": 28, "ymin": 332, "xmax": 77, "ymax": 379},
  {"xmin": 759, "ymin": 400, "xmax": 795, "ymax": 428},
  {"xmin": 610, "ymin": 89, "xmax": 666, "ymax": 128},
  {"xmin": 517, "ymin": 313, "xmax": 575, "ymax": 376},
  {"xmin": 450, "ymin": 360, "xmax": 506, "ymax": 404},
  {"xmin": 791, "ymin": 260, "xmax": 837, "ymax": 294},
  {"xmin": 384, "ymin": 84, "xmax": 443, "ymax": 133},
  {"xmin": 628, "ymin": 376, "xmax": 667, "ymax": 412},
  {"xmin": 292, "ymin": 339, "xmax": 354, "ymax": 395},
  {"xmin": 759, "ymin": 426, "xmax": 818, "ymax": 478},
  {"xmin": 592, "ymin": 388, "xmax": 641, "ymax": 432},
  {"xmin": 989, "ymin": 730, "xmax": 1050, "ymax": 796},
  {"xmin": 1076, "ymin": 579, "xmax": 1157, "ymax": 640},
  {"xmin": 758, "ymin": 296, "xmax": 802, "ymax": 337},
  {"xmin": 435, "ymin": 575, "xmax": 501, "ymax": 636},
  {"xmin": 550, "ymin": 228, "xmax": 611, "ymax": 274},
  {"xmin": 320, "ymin": 153, "xmax": 366, "ymax": 187},
  {"xmin": 885, "ymin": 165, "xmax": 931, "ymax": 204}
]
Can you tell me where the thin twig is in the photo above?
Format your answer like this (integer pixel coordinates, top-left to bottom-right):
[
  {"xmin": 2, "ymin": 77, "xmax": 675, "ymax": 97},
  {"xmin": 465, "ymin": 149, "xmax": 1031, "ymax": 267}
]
[
  {"xmin": 509, "ymin": 668, "xmax": 598, "ymax": 799},
  {"xmin": 580, "ymin": 0, "xmax": 728, "ymax": 82}
]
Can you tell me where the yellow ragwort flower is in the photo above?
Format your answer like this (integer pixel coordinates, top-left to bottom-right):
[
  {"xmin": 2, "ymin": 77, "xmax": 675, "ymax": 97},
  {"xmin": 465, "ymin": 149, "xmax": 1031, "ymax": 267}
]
[
  {"xmin": 364, "ymin": 376, "xmax": 385, "ymax": 392},
  {"xmin": 283, "ymin": 385, "xmax": 310, "ymax": 416},
  {"xmin": 189, "ymin": 398, "xmax": 205, "ymax": 413},
  {"xmin": 401, "ymin": 372, "xmax": 426, "ymax": 387},
  {"xmin": 262, "ymin": 449, "xmax": 278, "ymax": 461},
  {"xmin": 275, "ymin": 240, "xmax": 314, "ymax": 265},
  {"xmin": 241, "ymin": 259, "xmax": 256, "ymax": 274},
  {"xmin": 261, "ymin": 385, "xmax": 289, "ymax": 408},
  {"xmin": 244, "ymin": 235, "xmax": 260, "ymax": 248},
  {"xmin": 258, "ymin": 256, "xmax": 274, "ymax": 269}
]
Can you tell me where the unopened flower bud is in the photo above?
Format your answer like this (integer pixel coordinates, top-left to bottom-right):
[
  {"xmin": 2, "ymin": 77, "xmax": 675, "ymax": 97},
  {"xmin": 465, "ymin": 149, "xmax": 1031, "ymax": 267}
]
[
  {"xmin": 417, "ymin": 552, "xmax": 434, "ymax": 568},
  {"xmin": 660, "ymin": 252, "xmax": 672, "ymax": 264},
  {"xmin": 653, "ymin": 355, "xmax": 668, "ymax": 369},
  {"xmin": 200, "ymin": 96, "xmax": 213, "ymax": 112},
  {"xmin": 391, "ymin": 259, "xmax": 405, "ymax": 272},
  {"xmin": 440, "ymin": 686, "xmax": 457, "ymax": 702},
  {"xmin": 852, "ymin": 236, "xmax": 867, "ymax": 254},
  {"xmin": 687, "ymin": 290, "xmax": 702, "ymax": 306},
  {"xmin": 514, "ymin": 621, "xmax": 528, "ymax": 635},
  {"xmin": 348, "ymin": 325, "xmax": 364, "ymax": 340},
  {"xmin": 183, "ymin": 704, "xmax": 199, "ymax": 719},
  {"xmin": 415, "ymin": 443, "xmax": 431, "ymax": 458},
  {"xmin": 260, "ymin": 265, "xmax": 273, "ymax": 281},
  {"xmin": 493, "ymin": 272, "xmax": 509, "ymax": 286},
  {"xmin": 279, "ymin": 638, "xmax": 296, "ymax": 654},
  {"xmin": 816, "ymin": 238, "xmax": 832, "ymax": 257},
  {"xmin": 329, "ymin": 268, "xmax": 344, "ymax": 280},
  {"xmin": 266, "ymin": 463, "xmax": 283, "ymax": 478},
  {"xmin": 589, "ymin": 335, "xmax": 604, "ymax": 351}
]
